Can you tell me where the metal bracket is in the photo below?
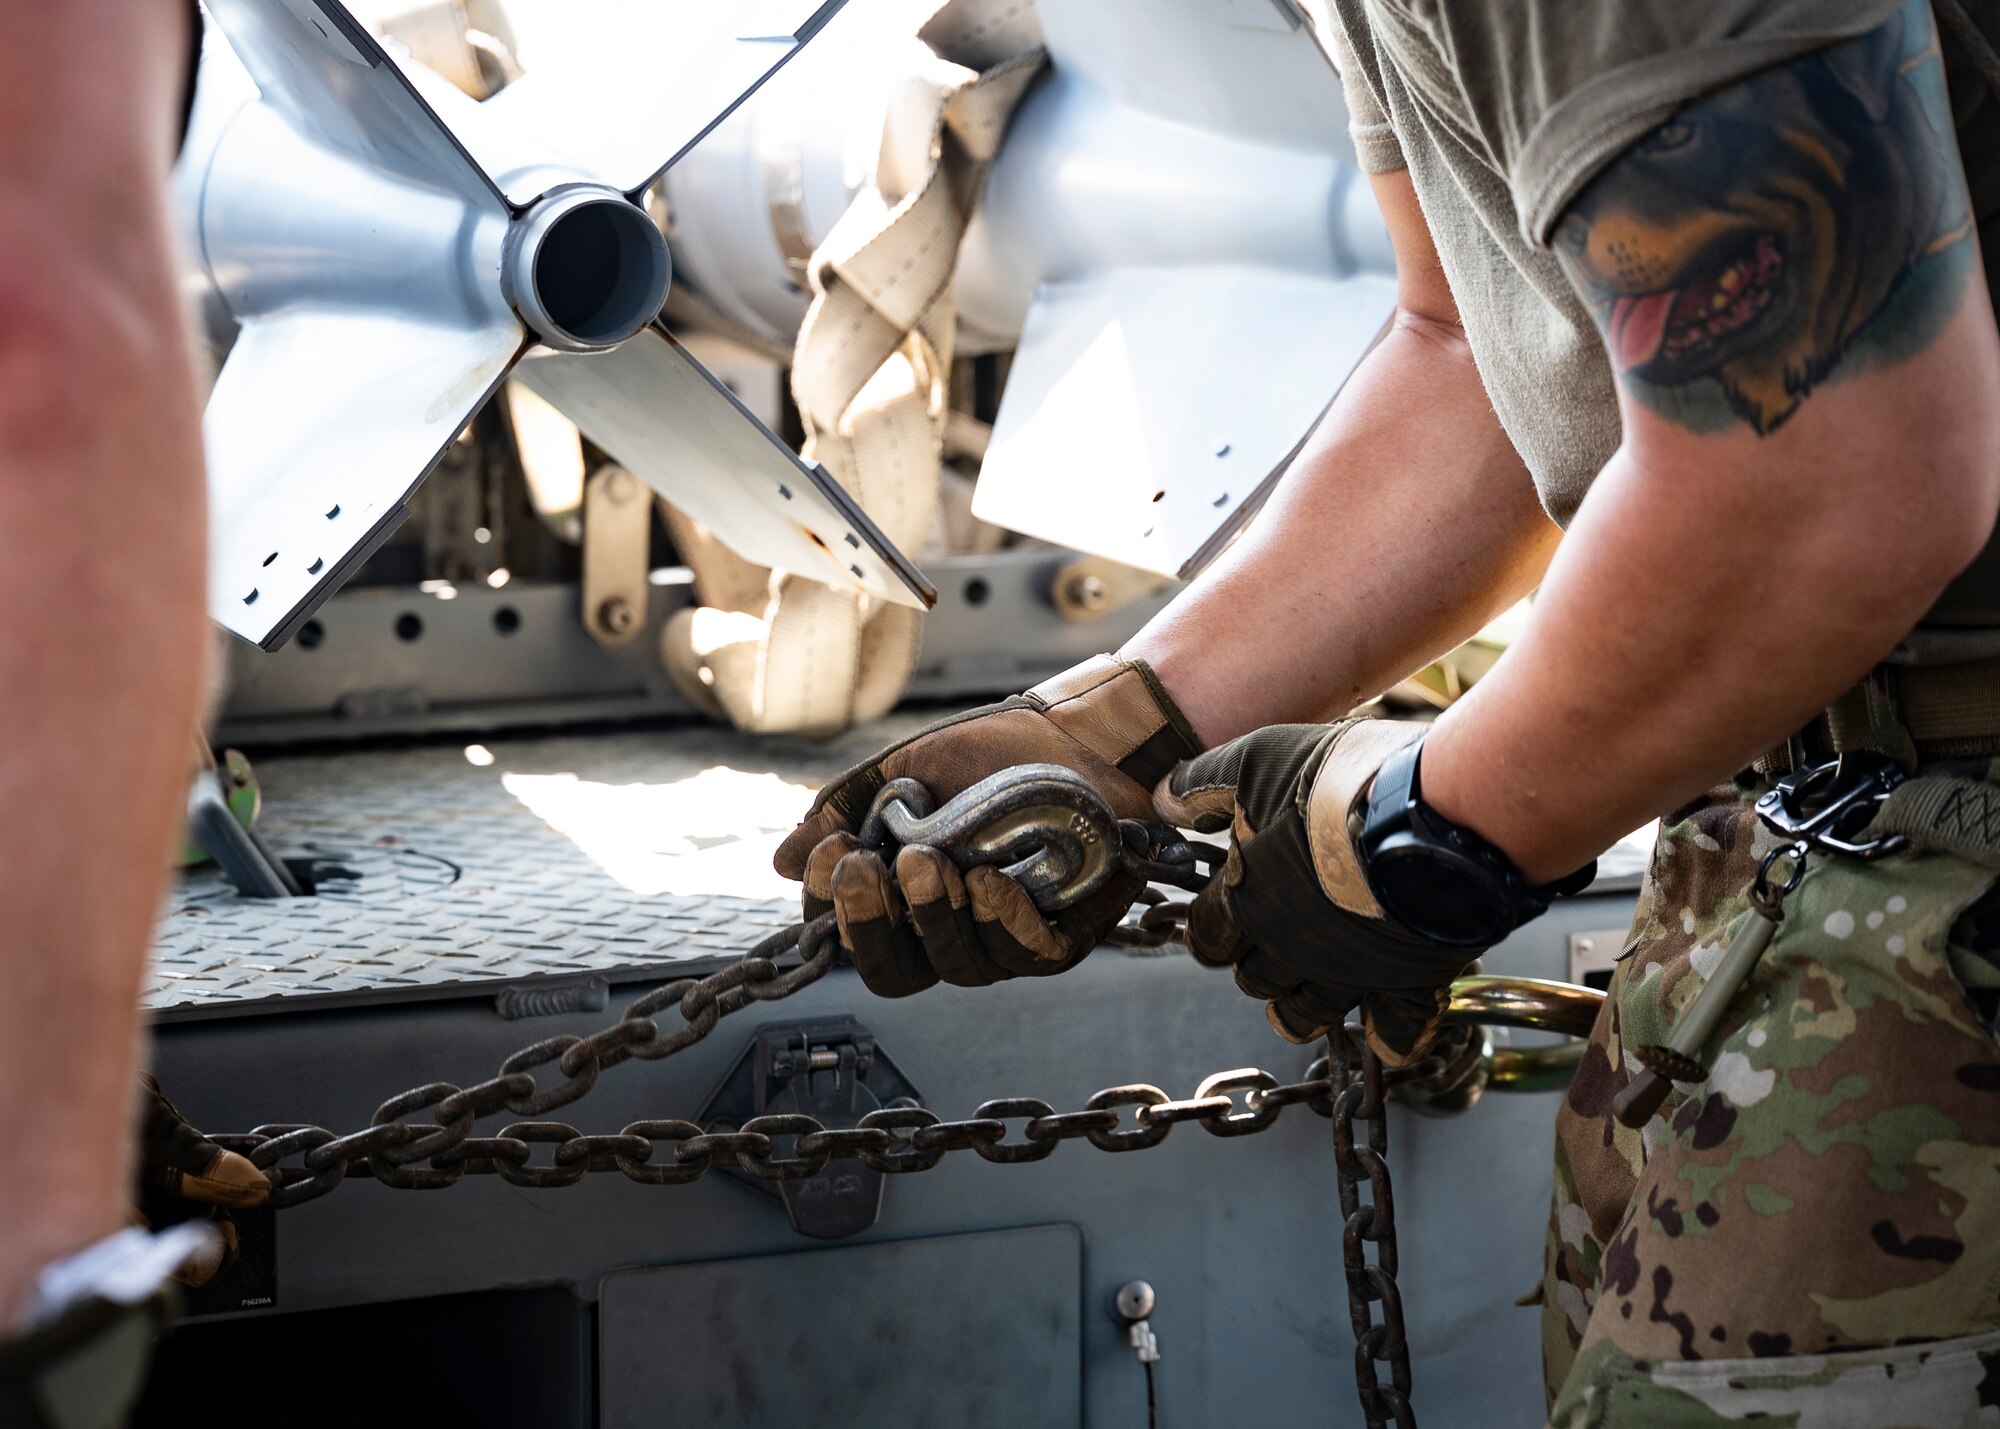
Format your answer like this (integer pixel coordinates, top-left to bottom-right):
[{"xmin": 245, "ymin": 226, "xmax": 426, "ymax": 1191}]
[
  {"xmin": 694, "ymin": 1016, "xmax": 923, "ymax": 1240},
  {"xmin": 580, "ymin": 465, "xmax": 652, "ymax": 647},
  {"xmin": 186, "ymin": 738, "xmax": 302, "ymax": 899}
]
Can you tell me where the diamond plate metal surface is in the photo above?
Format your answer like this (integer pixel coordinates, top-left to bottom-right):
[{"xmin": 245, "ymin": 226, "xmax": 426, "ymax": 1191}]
[
  {"xmin": 149, "ymin": 716, "xmax": 934, "ymax": 1022},
  {"xmin": 150, "ymin": 709, "xmax": 1648, "ymax": 1023}
]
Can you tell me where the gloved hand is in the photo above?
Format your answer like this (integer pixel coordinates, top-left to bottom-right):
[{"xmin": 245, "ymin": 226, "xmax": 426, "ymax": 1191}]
[
  {"xmin": 1154, "ymin": 719, "xmax": 1478, "ymax": 1065},
  {"xmin": 776, "ymin": 655, "xmax": 1200, "ymax": 996},
  {"xmin": 135, "ymin": 1075, "xmax": 269, "ymax": 1288}
]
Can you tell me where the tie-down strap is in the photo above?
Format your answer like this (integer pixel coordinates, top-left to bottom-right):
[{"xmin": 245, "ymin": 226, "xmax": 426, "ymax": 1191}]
[{"xmin": 1863, "ymin": 774, "xmax": 2000, "ymax": 867}]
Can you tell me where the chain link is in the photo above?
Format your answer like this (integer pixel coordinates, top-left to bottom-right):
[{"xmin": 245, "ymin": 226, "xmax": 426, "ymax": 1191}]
[{"xmin": 1332, "ymin": 1024, "xmax": 1421, "ymax": 1429}]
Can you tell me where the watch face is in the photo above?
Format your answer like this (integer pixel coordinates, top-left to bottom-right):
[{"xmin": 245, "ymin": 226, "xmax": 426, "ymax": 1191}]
[{"xmin": 1368, "ymin": 845, "xmax": 1513, "ymax": 947}]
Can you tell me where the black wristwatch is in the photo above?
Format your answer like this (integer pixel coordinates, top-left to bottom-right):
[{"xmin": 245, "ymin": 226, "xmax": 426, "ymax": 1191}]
[{"xmin": 1357, "ymin": 736, "xmax": 1596, "ymax": 947}]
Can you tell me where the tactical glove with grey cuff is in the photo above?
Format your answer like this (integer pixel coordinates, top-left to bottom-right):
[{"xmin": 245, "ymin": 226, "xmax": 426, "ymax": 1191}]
[
  {"xmin": 136, "ymin": 1075, "xmax": 270, "ymax": 1289},
  {"xmin": 1155, "ymin": 719, "xmax": 1481, "ymax": 1065},
  {"xmin": 776, "ymin": 655, "xmax": 1201, "ymax": 997}
]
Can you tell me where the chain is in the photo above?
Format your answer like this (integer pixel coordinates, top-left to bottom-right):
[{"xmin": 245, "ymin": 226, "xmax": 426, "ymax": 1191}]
[
  {"xmin": 1331, "ymin": 1024, "xmax": 1419, "ymax": 1429},
  {"xmin": 209, "ymin": 904, "xmax": 1368, "ymax": 1209},
  {"xmin": 220, "ymin": 1050, "xmax": 1343, "ymax": 1195},
  {"xmin": 209, "ymin": 829, "xmax": 1222, "ymax": 1209},
  {"xmin": 214, "ymin": 914, "xmax": 842, "ymax": 1207},
  {"xmin": 210, "ymin": 894, "xmax": 1334, "ymax": 1193},
  {"xmin": 1123, "ymin": 879, "xmax": 1426, "ymax": 1424}
]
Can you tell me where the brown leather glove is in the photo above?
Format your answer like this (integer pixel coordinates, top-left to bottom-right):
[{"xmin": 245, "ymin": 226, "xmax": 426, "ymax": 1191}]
[
  {"xmin": 135, "ymin": 1075, "xmax": 269, "ymax": 1288},
  {"xmin": 776, "ymin": 655, "xmax": 1201, "ymax": 996},
  {"xmin": 1155, "ymin": 719, "xmax": 1479, "ymax": 1065}
]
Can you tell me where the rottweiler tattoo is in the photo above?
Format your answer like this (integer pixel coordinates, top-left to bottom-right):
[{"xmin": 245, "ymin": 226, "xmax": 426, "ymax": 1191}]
[{"xmin": 1556, "ymin": 0, "xmax": 1975, "ymax": 435}]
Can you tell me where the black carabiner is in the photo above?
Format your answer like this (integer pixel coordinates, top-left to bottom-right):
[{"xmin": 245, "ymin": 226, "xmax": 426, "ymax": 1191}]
[{"xmin": 1753, "ymin": 751, "xmax": 1908, "ymax": 860}]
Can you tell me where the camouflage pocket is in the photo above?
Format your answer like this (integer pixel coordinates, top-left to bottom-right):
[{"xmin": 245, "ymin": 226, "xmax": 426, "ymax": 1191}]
[{"xmin": 1548, "ymin": 782, "xmax": 2000, "ymax": 1407}]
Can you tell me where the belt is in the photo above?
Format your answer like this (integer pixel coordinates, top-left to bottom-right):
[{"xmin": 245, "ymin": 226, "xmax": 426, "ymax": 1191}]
[{"xmin": 1762, "ymin": 657, "xmax": 2000, "ymax": 776}]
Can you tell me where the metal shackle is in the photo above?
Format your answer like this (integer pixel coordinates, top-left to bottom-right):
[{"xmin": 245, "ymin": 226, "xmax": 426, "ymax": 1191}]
[{"xmin": 859, "ymin": 764, "xmax": 1123, "ymax": 912}]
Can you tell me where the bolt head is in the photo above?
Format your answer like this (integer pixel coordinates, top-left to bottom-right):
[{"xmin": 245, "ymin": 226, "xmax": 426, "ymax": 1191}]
[
  {"xmin": 1066, "ymin": 574, "xmax": 1107, "ymax": 610},
  {"xmin": 599, "ymin": 596, "xmax": 639, "ymax": 635}
]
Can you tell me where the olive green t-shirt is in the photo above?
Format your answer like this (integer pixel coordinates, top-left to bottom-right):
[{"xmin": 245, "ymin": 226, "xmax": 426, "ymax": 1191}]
[
  {"xmin": 1322, "ymin": 0, "xmax": 2000, "ymax": 649},
  {"xmin": 1324, "ymin": 0, "xmax": 1921, "ymax": 530}
]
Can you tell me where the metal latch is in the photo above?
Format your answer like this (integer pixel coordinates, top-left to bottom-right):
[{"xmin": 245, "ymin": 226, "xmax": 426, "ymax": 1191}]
[
  {"xmin": 580, "ymin": 464, "xmax": 651, "ymax": 647},
  {"xmin": 695, "ymin": 1017, "xmax": 923, "ymax": 1240}
]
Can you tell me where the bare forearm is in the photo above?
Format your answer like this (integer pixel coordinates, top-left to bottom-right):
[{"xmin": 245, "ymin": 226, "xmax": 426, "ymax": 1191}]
[
  {"xmin": 0, "ymin": 0, "xmax": 207, "ymax": 1321},
  {"xmin": 1124, "ymin": 314, "xmax": 1559, "ymax": 745},
  {"xmin": 1423, "ymin": 297, "xmax": 2000, "ymax": 884}
]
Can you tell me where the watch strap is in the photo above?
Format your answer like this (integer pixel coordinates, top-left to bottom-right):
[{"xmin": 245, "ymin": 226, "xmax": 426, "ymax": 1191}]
[
  {"xmin": 1, "ymin": 1222, "xmax": 214, "ymax": 1429},
  {"xmin": 1301, "ymin": 719, "xmax": 1427, "ymax": 917}
]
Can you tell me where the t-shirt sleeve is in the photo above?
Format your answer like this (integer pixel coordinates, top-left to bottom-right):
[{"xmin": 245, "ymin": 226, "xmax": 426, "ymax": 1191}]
[
  {"xmin": 1508, "ymin": 0, "xmax": 1906, "ymax": 247},
  {"xmin": 1326, "ymin": 10, "xmax": 1406, "ymax": 175}
]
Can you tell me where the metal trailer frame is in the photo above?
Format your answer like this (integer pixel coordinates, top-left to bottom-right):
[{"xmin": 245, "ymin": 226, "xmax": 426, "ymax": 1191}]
[{"xmin": 216, "ymin": 549, "xmax": 1176, "ymax": 746}]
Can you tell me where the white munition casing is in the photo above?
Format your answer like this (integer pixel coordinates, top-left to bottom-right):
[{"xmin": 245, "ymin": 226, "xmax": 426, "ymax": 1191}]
[
  {"xmin": 662, "ymin": 0, "xmax": 1397, "ymax": 579},
  {"xmin": 178, "ymin": 0, "xmax": 931, "ymax": 651}
]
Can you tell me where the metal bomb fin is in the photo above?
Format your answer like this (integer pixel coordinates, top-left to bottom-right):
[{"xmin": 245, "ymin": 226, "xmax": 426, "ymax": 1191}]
[
  {"xmin": 966, "ymin": 0, "xmax": 1398, "ymax": 579},
  {"xmin": 457, "ymin": 1, "xmax": 848, "ymax": 202},
  {"xmin": 189, "ymin": 0, "xmax": 924, "ymax": 649},
  {"xmin": 971, "ymin": 266, "xmax": 1393, "ymax": 579},
  {"xmin": 198, "ymin": 0, "xmax": 523, "ymax": 647},
  {"xmin": 514, "ymin": 326, "xmax": 933, "ymax": 607},
  {"xmin": 205, "ymin": 312, "xmax": 524, "ymax": 649},
  {"xmin": 201, "ymin": 0, "xmax": 503, "ymax": 208}
]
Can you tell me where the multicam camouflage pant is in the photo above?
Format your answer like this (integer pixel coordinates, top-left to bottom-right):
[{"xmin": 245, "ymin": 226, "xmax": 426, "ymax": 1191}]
[{"xmin": 1541, "ymin": 773, "xmax": 2000, "ymax": 1428}]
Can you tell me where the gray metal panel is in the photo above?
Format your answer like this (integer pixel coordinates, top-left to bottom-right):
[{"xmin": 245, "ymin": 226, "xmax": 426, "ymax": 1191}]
[
  {"xmin": 513, "ymin": 325, "xmax": 932, "ymax": 609},
  {"xmin": 599, "ymin": 1227, "xmax": 1083, "ymax": 1428},
  {"xmin": 150, "ymin": 718, "xmax": 907, "ymax": 1019}
]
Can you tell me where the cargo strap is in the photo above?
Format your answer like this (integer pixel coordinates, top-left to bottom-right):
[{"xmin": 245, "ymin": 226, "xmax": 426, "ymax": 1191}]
[
  {"xmin": 369, "ymin": 0, "xmax": 521, "ymax": 99},
  {"xmin": 1864, "ymin": 774, "xmax": 2000, "ymax": 868},
  {"xmin": 662, "ymin": 0, "xmax": 1043, "ymax": 735}
]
